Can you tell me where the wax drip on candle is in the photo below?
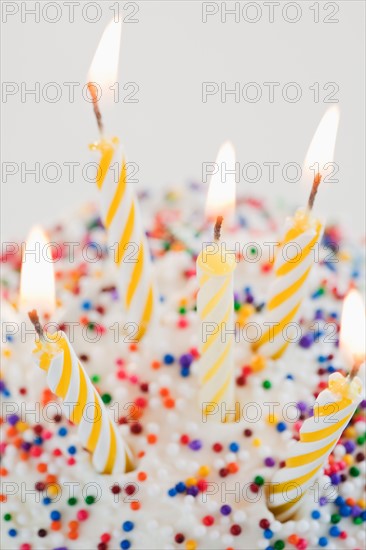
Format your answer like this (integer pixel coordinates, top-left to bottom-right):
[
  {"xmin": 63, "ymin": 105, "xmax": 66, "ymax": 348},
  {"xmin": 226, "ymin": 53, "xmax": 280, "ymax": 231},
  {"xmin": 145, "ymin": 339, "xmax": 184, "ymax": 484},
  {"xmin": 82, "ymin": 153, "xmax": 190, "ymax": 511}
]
[
  {"xmin": 87, "ymin": 82, "xmax": 104, "ymax": 135},
  {"xmin": 214, "ymin": 216, "xmax": 223, "ymax": 242},
  {"xmin": 307, "ymin": 172, "xmax": 322, "ymax": 211}
]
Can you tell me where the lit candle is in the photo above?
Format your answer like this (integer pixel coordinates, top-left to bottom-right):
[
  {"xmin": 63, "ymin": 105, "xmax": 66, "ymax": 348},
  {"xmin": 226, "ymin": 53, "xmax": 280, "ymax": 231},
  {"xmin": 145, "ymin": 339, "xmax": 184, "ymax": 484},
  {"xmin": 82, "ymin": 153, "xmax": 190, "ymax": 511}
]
[
  {"xmin": 268, "ymin": 289, "xmax": 365, "ymax": 521},
  {"xmin": 197, "ymin": 142, "xmax": 237, "ymax": 421},
  {"xmin": 23, "ymin": 242, "xmax": 133, "ymax": 474},
  {"xmin": 88, "ymin": 19, "xmax": 155, "ymax": 341},
  {"xmin": 253, "ymin": 107, "xmax": 340, "ymax": 359}
]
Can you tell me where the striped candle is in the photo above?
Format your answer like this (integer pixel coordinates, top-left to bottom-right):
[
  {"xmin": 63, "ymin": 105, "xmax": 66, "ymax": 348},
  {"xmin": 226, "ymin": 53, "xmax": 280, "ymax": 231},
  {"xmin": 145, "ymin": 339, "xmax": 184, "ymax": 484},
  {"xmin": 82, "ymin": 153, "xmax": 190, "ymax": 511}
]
[
  {"xmin": 252, "ymin": 206, "xmax": 323, "ymax": 359},
  {"xmin": 268, "ymin": 371, "xmax": 363, "ymax": 521},
  {"xmin": 91, "ymin": 137, "xmax": 155, "ymax": 341},
  {"xmin": 30, "ymin": 315, "xmax": 133, "ymax": 474},
  {"xmin": 197, "ymin": 218, "xmax": 237, "ymax": 421}
]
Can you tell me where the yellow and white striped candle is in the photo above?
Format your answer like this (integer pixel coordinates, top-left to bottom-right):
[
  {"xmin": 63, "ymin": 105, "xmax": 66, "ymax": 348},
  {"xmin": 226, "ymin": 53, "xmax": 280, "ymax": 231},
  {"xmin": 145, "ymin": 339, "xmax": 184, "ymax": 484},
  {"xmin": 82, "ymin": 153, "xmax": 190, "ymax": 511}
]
[
  {"xmin": 91, "ymin": 137, "xmax": 155, "ymax": 341},
  {"xmin": 197, "ymin": 240, "xmax": 237, "ymax": 419},
  {"xmin": 252, "ymin": 208, "xmax": 323, "ymax": 359},
  {"xmin": 33, "ymin": 330, "xmax": 134, "ymax": 474},
  {"xmin": 268, "ymin": 371, "xmax": 363, "ymax": 521}
]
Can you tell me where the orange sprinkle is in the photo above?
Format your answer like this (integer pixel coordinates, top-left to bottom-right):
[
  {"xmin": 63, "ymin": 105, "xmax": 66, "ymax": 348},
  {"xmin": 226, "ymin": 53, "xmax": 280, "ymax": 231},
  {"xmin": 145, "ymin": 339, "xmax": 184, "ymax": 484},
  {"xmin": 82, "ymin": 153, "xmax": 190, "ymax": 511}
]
[
  {"xmin": 147, "ymin": 434, "xmax": 157, "ymax": 444},
  {"xmin": 68, "ymin": 531, "xmax": 79, "ymax": 540},
  {"xmin": 19, "ymin": 451, "xmax": 29, "ymax": 461},
  {"xmin": 288, "ymin": 534, "xmax": 299, "ymax": 545},
  {"xmin": 51, "ymin": 521, "xmax": 61, "ymax": 531},
  {"xmin": 129, "ymin": 343, "xmax": 138, "ymax": 352},
  {"xmin": 6, "ymin": 426, "xmax": 17, "ymax": 437},
  {"xmin": 137, "ymin": 471, "xmax": 147, "ymax": 482},
  {"xmin": 227, "ymin": 462, "xmax": 239, "ymax": 474},
  {"xmin": 151, "ymin": 360, "xmax": 161, "ymax": 370},
  {"xmin": 137, "ymin": 451, "xmax": 145, "ymax": 458},
  {"xmin": 46, "ymin": 474, "xmax": 57, "ymax": 484},
  {"xmin": 0, "ymin": 468, "xmax": 8, "ymax": 476},
  {"xmin": 346, "ymin": 497, "xmax": 356, "ymax": 506},
  {"xmin": 0, "ymin": 495, "xmax": 7, "ymax": 503},
  {"xmin": 159, "ymin": 387, "xmax": 169, "ymax": 397},
  {"xmin": 37, "ymin": 463, "xmax": 47, "ymax": 473},
  {"xmin": 130, "ymin": 500, "xmax": 141, "ymax": 511},
  {"xmin": 68, "ymin": 520, "xmax": 79, "ymax": 530},
  {"xmin": 164, "ymin": 397, "xmax": 175, "ymax": 409}
]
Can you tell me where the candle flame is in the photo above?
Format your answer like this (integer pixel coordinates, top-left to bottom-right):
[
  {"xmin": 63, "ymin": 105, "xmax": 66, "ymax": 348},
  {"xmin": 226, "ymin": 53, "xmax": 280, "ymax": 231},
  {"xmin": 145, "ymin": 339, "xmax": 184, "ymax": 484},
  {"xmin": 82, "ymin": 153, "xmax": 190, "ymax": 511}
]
[
  {"xmin": 19, "ymin": 226, "xmax": 56, "ymax": 316},
  {"xmin": 205, "ymin": 141, "xmax": 236, "ymax": 222},
  {"xmin": 88, "ymin": 18, "xmax": 122, "ymax": 96},
  {"xmin": 340, "ymin": 289, "xmax": 366, "ymax": 366},
  {"xmin": 303, "ymin": 106, "xmax": 340, "ymax": 181}
]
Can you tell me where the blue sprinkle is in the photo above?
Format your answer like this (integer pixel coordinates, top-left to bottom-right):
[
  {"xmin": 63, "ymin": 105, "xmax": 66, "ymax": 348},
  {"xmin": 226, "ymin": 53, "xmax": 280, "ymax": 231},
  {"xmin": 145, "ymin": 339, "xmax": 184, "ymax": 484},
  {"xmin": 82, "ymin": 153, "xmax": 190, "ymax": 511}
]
[
  {"xmin": 168, "ymin": 488, "xmax": 177, "ymax": 497},
  {"xmin": 263, "ymin": 529, "xmax": 273, "ymax": 539},
  {"xmin": 318, "ymin": 537, "xmax": 328, "ymax": 547},
  {"xmin": 329, "ymin": 526, "xmax": 340, "ymax": 537},
  {"xmin": 58, "ymin": 427, "xmax": 67, "ymax": 436},
  {"xmin": 175, "ymin": 482, "xmax": 186, "ymax": 493},
  {"xmin": 122, "ymin": 521, "xmax": 134, "ymax": 532},
  {"xmin": 34, "ymin": 437, "xmax": 43, "ymax": 445},
  {"xmin": 68, "ymin": 445, "xmax": 77, "ymax": 455},
  {"xmin": 276, "ymin": 422, "xmax": 286, "ymax": 432},
  {"xmin": 8, "ymin": 529, "xmax": 17, "ymax": 537},
  {"xmin": 81, "ymin": 300, "xmax": 92, "ymax": 310},
  {"xmin": 163, "ymin": 354, "xmax": 175, "ymax": 365},
  {"xmin": 327, "ymin": 366, "xmax": 336, "ymax": 373},
  {"xmin": 229, "ymin": 442, "xmax": 239, "ymax": 452},
  {"xmin": 50, "ymin": 510, "xmax": 61, "ymax": 521},
  {"xmin": 120, "ymin": 541, "xmax": 131, "ymax": 550},
  {"xmin": 180, "ymin": 367, "xmax": 190, "ymax": 377},
  {"xmin": 335, "ymin": 496, "xmax": 345, "ymax": 506},
  {"xmin": 6, "ymin": 335, "xmax": 13, "ymax": 342},
  {"xmin": 340, "ymin": 505, "xmax": 351, "ymax": 517},
  {"xmin": 43, "ymin": 497, "xmax": 51, "ymax": 505},
  {"xmin": 311, "ymin": 510, "xmax": 321, "ymax": 519},
  {"xmin": 286, "ymin": 374, "xmax": 294, "ymax": 380}
]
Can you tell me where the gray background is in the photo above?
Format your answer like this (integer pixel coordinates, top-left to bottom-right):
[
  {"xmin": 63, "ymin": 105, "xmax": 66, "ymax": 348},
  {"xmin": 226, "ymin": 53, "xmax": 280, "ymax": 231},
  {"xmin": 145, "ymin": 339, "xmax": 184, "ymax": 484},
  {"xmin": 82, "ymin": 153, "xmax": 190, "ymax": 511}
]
[{"xmin": 1, "ymin": 1, "xmax": 365, "ymax": 240}]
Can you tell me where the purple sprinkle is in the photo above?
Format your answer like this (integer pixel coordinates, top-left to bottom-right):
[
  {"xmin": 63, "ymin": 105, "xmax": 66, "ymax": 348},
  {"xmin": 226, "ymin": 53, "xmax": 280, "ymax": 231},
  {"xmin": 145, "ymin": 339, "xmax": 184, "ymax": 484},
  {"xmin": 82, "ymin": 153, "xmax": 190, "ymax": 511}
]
[
  {"xmin": 21, "ymin": 442, "xmax": 32, "ymax": 451},
  {"xmin": 351, "ymin": 506, "xmax": 362, "ymax": 517},
  {"xmin": 360, "ymin": 400, "xmax": 366, "ymax": 409},
  {"xmin": 188, "ymin": 439, "xmax": 202, "ymax": 451},
  {"xmin": 315, "ymin": 309, "xmax": 324, "ymax": 320},
  {"xmin": 186, "ymin": 486, "xmax": 199, "ymax": 497},
  {"xmin": 264, "ymin": 457, "xmax": 275, "ymax": 467},
  {"xmin": 344, "ymin": 441, "xmax": 356, "ymax": 454},
  {"xmin": 299, "ymin": 334, "xmax": 313, "ymax": 349},
  {"xmin": 246, "ymin": 295, "xmax": 254, "ymax": 304},
  {"xmin": 330, "ymin": 474, "xmax": 341, "ymax": 485},
  {"xmin": 297, "ymin": 401, "xmax": 307, "ymax": 412},
  {"xmin": 7, "ymin": 414, "xmax": 19, "ymax": 426},
  {"xmin": 179, "ymin": 354, "xmax": 193, "ymax": 368},
  {"xmin": 0, "ymin": 381, "xmax": 5, "ymax": 391},
  {"xmin": 319, "ymin": 497, "xmax": 328, "ymax": 506},
  {"xmin": 220, "ymin": 504, "xmax": 232, "ymax": 515}
]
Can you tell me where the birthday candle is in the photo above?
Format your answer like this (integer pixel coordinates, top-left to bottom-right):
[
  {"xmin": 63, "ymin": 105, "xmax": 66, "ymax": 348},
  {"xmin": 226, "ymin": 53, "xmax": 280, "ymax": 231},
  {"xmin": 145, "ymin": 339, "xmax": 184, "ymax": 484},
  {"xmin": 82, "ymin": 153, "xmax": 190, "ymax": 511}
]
[
  {"xmin": 268, "ymin": 371, "xmax": 363, "ymax": 521},
  {"xmin": 197, "ymin": 218, "xmax": 237, "ymax": 420},
  {"xmin": 253, "ymin": 107, "xmax": 339, "ymax": 359},
  {"xmin": 88, "ymin": 20, "xmax": 155, "ymax": 341},
  {"xmin": 268, "ymin": 289, "xmax": 365, "ymax": 521},
  {"xmin": 30, "ymin": 312, "xmax": 133, "ymax": 474}
]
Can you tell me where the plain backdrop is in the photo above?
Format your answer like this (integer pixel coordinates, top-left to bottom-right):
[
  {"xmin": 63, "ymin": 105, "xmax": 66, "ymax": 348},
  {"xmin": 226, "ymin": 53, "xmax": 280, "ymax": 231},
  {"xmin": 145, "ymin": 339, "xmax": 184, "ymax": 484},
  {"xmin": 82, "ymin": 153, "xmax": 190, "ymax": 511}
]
[{"xmin": 1, "ymin": 1, "xmax": 365, "ymax": 240}]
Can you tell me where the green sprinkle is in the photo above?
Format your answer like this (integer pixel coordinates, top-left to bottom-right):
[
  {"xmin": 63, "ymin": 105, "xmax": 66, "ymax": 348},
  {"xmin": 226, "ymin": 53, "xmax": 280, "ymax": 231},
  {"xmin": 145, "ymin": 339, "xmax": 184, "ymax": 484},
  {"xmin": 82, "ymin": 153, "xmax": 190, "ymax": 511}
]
[
  {"xmin": 349, "ymin": 466, "xmax": 360, "ymax": 477},
  {"xmin": 234, "ymin": 302, "xmax": 241, "ymax": 311},
  {"xmin": 163, "ymin": 241, "xmax": 171, "ymax": 251},
  {"xmin": 254, "ymin": 475, "xmax": 264, "ymax": 486},
  {"xmin": 179, "ymin": 307, "xmax": 186, "ymax": 315},
  {"xmin": 262, "ymin": 380, "xmax": 272, "ymax": 390},
  {"xmin": 250, "ymin": 247, "xmax": 257, "ymax": 255},
  {"xmin": 274, "ymin": 541, "xmax": 285, "ymax": 550},
  {"xmin": 357, "ymin": 435, "xmax": 365, "ymax": 445},
  {"xmin": 88, "ymin": 323, "xmax": 95, "ymax": 331},
  {"xmin": 353, "ymin": 516, "xmax": 362, "ymax": 525},
  {"xmin": 68, "ymin": 497, "xmax": 77, "ymax": 506},
  {"xmin": 331, "ymin": 513, "xmax": 341, "ymax": 524},
  {"xmin": 102, "ymin": 393, "xmax": 112, "ymax": 404},
  {"xmin": 85, "ymin": 495, "xmax": 95, "ymax": 505},
  {"xmin": 91, "ymin": 375, "xmax": 100, "ymax": 383},
  {"xmin": 4, "ymin": 513, "xmax": 12, "ymax": 521}
]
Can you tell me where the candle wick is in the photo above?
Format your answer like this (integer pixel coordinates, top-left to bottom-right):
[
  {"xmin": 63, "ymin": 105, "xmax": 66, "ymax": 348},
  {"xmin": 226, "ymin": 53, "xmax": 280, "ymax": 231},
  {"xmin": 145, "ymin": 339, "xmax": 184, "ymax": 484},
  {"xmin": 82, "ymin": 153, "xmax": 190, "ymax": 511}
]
[
  {"xmin": 349, "ymin": 358, "xmax": 363, "ymax": 380},
  {"xmin": 87, "ymin": 82, "xmax": 104, "ymax": 136},
  {"xmin": 28, "ymin": 309, "xmax": 45, "ymax": 341},
  {"xmin": 307, "ymin": 173, "xmax": 322, "ymax": 211},
  {"xmin": 214, "ymin": 216, "xmax": 223, "ymax": 241}
]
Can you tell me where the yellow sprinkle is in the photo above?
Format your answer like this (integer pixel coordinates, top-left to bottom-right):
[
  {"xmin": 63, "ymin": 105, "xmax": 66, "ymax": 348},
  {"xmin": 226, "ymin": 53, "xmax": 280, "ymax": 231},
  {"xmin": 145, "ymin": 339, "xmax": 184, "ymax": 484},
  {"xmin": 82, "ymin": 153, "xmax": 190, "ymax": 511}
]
[
  {"xmin": 251, "ymin": 354, "xmax": 266, "ymax": 372},
  {"xmin": 186, "ymin": 540, "xmax": 197, "ymax": 550},
  {"xmin": 179, "ymin": 298, "xmax": 188, "ymax": 307},
  {"xmin": 343, "ymin": 454, "xmax": 354, "ymax": 466},
  {"xmin": 185, "ymin": 477, "xmax": 197, "ymax": 487},
  {"xmin": 15, "ymin": 421, "xmax": 28, "ymax": 433},
  {"xmin": 3, "ymin": 349, "xmax": 12, "ymax": 358},
  {"xmin": 237, "ymin": 304, "xmax": 255, "ymax": 326},
  {"xmin": 253, "ymin": 438, "xmax": 262, "ymax": 447},
  {"xmin": 344, "ymin": 427, "xmax": 356, "ymax": 439},
  {"xmin": 266, "ymin": 414, "xmax": 279, "ymax": 425},
  {"xmin": 94, "ymin": 270, "xmax": 103, "ymax": 279},
  {"xmin": 47, "ymin": 484, "xmax": 60, "ymax": 497},
  {"xmin": 198, "ymin": 465, "xmax": 210, "ymax": 477},
  {"xmin": 357, "ymin": 499, "xmax": 366, "ymax": 508},
  {"xmin": 339, "ymin": 251, "xmax": 350, "ymax": 261}
]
